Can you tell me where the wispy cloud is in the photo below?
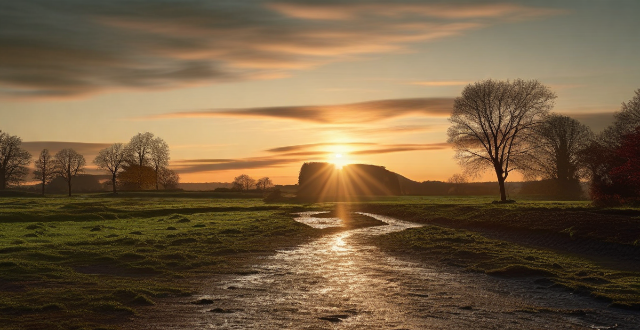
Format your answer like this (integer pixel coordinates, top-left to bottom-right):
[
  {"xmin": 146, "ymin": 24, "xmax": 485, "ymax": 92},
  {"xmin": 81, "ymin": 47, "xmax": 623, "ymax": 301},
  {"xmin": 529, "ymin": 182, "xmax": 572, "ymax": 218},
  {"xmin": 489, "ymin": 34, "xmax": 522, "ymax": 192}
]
[
  {"xmin": 0, "ymin": 1, "xmax": 564, "ymax": 99},
  {"xmin": 172, "ymin": 140, "xmax": 450, "ymax": 174},
  {"xmin": 139, "ymin": 97, "xmax": 455, "ymax": 124},
  {"xmin": 410, "ymin": 81, "xmax": 471, "ymax": 87},
  {"xmin": 22, "ymin": 141, "xmax": 112, "ymax": 159}
]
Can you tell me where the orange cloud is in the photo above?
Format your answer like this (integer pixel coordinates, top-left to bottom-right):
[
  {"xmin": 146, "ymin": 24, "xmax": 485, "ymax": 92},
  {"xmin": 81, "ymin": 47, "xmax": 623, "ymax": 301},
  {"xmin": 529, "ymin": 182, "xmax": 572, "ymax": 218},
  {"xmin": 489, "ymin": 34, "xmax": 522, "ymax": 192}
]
[
  {"xmin": 141, "ymin": 97, "xmax": 454, "ymax": 124},
  {"xmin": 0, "ymin": 1, "xmax": 564, "ymax": 99}
]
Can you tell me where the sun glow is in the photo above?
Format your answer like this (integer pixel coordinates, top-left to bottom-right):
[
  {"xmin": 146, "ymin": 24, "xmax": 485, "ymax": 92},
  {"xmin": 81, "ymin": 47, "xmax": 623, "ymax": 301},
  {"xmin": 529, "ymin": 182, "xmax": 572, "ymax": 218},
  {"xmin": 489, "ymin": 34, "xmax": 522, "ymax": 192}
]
[{"xmin": 332, "ymin": 153, "xmax": 348, "ymax": 169}]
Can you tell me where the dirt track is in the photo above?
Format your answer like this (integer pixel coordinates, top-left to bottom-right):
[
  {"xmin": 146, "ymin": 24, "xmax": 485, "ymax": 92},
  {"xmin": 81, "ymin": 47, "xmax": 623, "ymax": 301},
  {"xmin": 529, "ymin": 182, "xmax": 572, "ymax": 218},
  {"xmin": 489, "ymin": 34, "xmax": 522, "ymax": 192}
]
[{"xmin": 131, "ymin": 213, "xmax": 640, "ymax": 329}]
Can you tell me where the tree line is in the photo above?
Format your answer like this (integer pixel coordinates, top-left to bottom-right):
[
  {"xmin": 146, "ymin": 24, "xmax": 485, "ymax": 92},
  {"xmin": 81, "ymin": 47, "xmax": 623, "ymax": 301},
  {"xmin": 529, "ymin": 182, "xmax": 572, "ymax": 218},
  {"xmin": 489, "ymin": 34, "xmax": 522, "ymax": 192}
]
[
  {"xmin": 448, "ymin": 79, "xmax": 639, "ymax": 204},
  {"xmin": 0, "ymin": 132, "xmax": 179, "ymax": 196}
]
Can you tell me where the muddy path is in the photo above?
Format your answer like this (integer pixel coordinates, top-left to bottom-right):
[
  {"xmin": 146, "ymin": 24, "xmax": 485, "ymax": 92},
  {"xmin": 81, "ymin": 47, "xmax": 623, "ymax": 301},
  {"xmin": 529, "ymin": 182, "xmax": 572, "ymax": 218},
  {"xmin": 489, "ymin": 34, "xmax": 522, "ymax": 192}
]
[{"xmin": 131, "ymin": 212, "xmax": 639, "ymax": 329}]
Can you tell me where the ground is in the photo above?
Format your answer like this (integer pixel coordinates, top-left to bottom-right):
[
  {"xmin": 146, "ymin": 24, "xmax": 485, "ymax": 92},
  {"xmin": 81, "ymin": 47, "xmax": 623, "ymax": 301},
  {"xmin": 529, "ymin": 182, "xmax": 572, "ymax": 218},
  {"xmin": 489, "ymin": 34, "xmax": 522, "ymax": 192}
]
[{"xmin": 0, "ymin": 193, "xmax": 639, "ymax": 329}]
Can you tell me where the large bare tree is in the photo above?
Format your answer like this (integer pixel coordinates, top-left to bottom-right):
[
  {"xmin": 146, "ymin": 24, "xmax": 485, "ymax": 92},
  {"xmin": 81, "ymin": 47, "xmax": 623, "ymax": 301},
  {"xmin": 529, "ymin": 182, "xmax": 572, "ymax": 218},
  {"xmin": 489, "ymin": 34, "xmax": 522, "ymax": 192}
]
[
  {"xmin": 94, "ymin": 143, "xmax": 130, "ymax": 194},
  {"xmin": 33, "ymin": 149, "xmax": 56, "ymax": 195},
  {"xmin": 0, "ymin": 131, "xmax": 32, "ymax": 190},
  {"xmin": 149, "ymin": 137, "xmax": 169, "ymax": 190},
  {"xmin": 54, "ymin": 148, "xmax": 86, "ymax": 196},
  {"xmin": 602, "ymin": 89, "xmax": 640, "ymax": 147},
  {"xmin": 526, "ymin": 114, "xmax": 593, "ymax": 182},
  {"xmin": 447, "ymin": 79, "xmax": 556, "ymax": 202}
]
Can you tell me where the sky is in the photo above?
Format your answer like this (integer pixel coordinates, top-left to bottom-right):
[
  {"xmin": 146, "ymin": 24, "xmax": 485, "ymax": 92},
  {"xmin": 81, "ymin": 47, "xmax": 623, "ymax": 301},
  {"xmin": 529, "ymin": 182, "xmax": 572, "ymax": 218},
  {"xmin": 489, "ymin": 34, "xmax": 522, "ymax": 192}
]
[{"xmin": 2, "ymin": 0, "xmax": 639, "ymax": 184}]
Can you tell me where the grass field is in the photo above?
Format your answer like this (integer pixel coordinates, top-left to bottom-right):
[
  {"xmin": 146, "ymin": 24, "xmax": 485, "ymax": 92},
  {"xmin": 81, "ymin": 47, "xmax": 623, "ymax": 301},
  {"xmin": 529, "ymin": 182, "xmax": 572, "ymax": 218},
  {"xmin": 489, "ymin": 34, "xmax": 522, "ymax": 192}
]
[
  {"xmin": 0, "ymin": 194, "xmax": 327, "ymax": 330},
  {"xmin": 1, "ymin": 193, "xmax": 639, "ymax": 329}
]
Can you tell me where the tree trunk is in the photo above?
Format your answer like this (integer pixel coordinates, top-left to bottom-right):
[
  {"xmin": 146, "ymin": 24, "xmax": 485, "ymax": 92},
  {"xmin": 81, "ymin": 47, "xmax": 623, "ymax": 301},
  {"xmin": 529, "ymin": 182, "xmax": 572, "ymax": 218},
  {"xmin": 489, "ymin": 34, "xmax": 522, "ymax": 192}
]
[
  {"xmin": 68, "ymin": 178, "xmax": 72, "ymax": 197},
  {"xmin": 112, "ymin": 173, "xmax": 117, "ymax": 194},
  {"xmin": 0, "ymin": 171, "xmax": 5, "ymax": 190},
  {"xmin": 495, "ymin": 166, "xmax": 507, "ymax": 202},
  {"xmin": 155, "ymin": 166, "xmax": 159, "ymax": 190},
  {"xmin": 41, "ymin": 176, "xmax": 45, "ymax": 195}
]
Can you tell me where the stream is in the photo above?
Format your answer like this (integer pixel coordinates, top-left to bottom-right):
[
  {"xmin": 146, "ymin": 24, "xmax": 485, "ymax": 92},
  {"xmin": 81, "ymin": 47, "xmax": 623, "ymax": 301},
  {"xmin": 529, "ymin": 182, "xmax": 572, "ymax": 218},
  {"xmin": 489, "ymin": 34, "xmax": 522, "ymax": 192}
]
[{"xmin": 133, "ymin": 212, "xmax": 640, "ymax": 329}]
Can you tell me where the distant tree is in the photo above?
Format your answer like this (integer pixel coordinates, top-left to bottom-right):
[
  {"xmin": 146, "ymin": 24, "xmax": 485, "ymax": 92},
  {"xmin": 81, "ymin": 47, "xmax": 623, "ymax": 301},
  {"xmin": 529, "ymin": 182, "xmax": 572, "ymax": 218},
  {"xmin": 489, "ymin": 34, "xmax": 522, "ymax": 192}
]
[
  {"xmin": 94, "ymin": 143, "xmax": 130, "ymax": 194},
  {"xmin": 524, "ymin": 114, "xmax": 593, "ymax": 198},
  {"xmin": 149, "ymin": 137, "xmax": 169, "ymax": 190},
  {"xmin": 256, "ymin": 177, "xmax": 273, "ymax": 191},
  {"xmin": 127, "ymin": 132, "xmax": 155, "ymax": 189},
  {"xmin": 118, "ymin": 164, "xmax": 155, "ymax": 191},
  {"xmin": 158, "ymin": 168, "xmax": 180, "ymax": 190},
  {"xmin": 54, "ymin": 148, "xmax": 86, "ymax": 196},
  {"xmin": 0, "ymin": 131, "xmax": 32, "ymax": 190},
  {"xmin": 608, "ymin": 128, "xmax": 640, "ymax": 202},
  {"xmin": 33, "ymin": 149, "xmax": 56, "ymax": 195},
  {"xmin": 602, "ymin": 89, "xmax": 640, "ymax": 147},
  {"xmin": 232, "ymin": 174, "xmax": 256, "ymax": 191},
  {"xmin": 447, "ymin": 79, "xmax": 556, "ymax": 202},
  {"xmin": 447, "ymin": 174, "xmax": 468, "ymax": 185}
]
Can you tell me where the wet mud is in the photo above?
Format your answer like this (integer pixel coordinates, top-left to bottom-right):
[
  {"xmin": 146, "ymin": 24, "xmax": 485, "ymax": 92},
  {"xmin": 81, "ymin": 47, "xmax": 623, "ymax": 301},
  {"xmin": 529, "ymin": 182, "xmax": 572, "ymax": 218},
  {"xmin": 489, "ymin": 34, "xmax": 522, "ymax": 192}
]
[{"xmin": 132, "ymin": 212, "xmax": 640, "ymax": 329}]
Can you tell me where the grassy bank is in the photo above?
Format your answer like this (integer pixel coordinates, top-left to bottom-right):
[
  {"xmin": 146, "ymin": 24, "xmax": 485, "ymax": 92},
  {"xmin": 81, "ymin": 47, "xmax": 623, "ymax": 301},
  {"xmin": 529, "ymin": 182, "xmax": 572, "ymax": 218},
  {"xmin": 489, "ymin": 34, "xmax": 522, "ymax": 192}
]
[
  {"xmin": 357, "ymin": 198, "xmax": 640, "ymax": 309},
  {"xmin": 0, "ymin": 196, "xmax": 325, "ymax": 330}
]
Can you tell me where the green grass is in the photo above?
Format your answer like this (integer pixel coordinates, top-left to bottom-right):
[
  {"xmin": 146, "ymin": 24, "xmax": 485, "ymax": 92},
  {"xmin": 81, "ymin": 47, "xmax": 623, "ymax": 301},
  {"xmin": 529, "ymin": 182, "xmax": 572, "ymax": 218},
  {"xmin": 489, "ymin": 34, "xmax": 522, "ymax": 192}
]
[
  {"xmin": 0, "ymin": 196, "xmax": 327, "ymax": 330},
  {"xmin": 373, "ymin": 224, "xmax": 640, "ymax": 309}
]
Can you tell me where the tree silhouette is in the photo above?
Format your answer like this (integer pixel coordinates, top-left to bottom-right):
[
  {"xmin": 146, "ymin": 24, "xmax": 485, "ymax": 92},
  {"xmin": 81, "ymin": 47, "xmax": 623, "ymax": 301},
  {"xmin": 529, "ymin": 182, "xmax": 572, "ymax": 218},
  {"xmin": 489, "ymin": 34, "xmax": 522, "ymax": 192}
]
[
  {"xmin": 0, "ymin": 131, "xmax": 32, "ymax": 190},
  {"xmin": 94, "ymin": 143, "xmax": 130, "ymax": 194},
  {"xmin": 525, "ymin": 114, "xmax": 593, "ymax": 197},
  {"xmin": 128, "ymin": 132, "xmax": 154, "ymax": 189},
  {"xmin": 447, "ymin": 79, "xmax": 556, "ymax": 202},
  {"xmin": 158, "ymin": 168, "xmax": 180, "ymax": 190},
  {"xmin": 33, "ymin": 149, "xmax": 56, "ymax": 195},
  {"xmin": 232, "ymin": 174, "xmax": 256, "ymax": 191},
  {"xmin": 149, "ymin": 137, "xmax": 169, "ymax": 190},
  {"xmin": 256, "ymin": 177, "xmax": 273, "ymax": 190},
  {"xmin": 54, "ymin": 148, "xmax": 86, "ymax": 196},
  {"xmin": 603, "ymin": 89, "xmax": 640, "ymax": 146}
]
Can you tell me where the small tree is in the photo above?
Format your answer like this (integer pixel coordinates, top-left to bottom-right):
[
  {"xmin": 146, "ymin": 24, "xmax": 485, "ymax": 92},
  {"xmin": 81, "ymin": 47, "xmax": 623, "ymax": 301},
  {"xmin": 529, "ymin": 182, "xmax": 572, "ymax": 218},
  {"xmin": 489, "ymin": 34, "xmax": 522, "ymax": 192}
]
[
  {"xmin": 0, "ymin": 131, "xmax": 32, "ymax": 190},
  {"xmin": 128, "ymin": 132, "xmax": 154, "ymax": 189},
  {"xmin": 256, "ymin": 177, "xmax": 273, "ymax": 190},
  {"xmin": 33, "ymin": 149, "xmax": 56, "ymax": 195},
  {"xmin": 118, "ymin": 164, "xmax": 155, "ymax": 191},
  {"xmin": 94, "ymin": 143, "xmax": 130, "ymax": 194},
  {"xmin": 232, "ymin": 174, "xmax": 256, "ymax": 191},
  {"xmin": 54, "ymin": 148, "xmax": 86, "ymax": 196},
  {"xmin": 149, "ymin": 137, "xmax": 170, "ymax": 190},
  {"xmin": 158, "ymin": 168, "xmax": 180, "ymax": 190},
  {"xmin": 447, "ymin": 79, "xmax": 556, "ymax": 202}
]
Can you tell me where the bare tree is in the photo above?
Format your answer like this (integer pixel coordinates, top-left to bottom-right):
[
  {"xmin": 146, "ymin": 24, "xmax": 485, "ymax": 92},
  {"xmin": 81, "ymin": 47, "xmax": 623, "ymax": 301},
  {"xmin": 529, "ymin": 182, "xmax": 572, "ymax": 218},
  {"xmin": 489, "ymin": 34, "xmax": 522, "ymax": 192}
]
[
  {"xmin": 602, "ymin": 89, "xmax": 640, "ymax": 147},
  {"xmin": 525, "ymin": 114, "xmax": 593, "ymax": 182},
  {"xmin": 33, "ymin": 149, "xmax": 56, "ymax": 195},
  {"xmin": 94, "ymin": 143, "xmax": 130, "ymax": 194},
  {"xmin": 232, "ymin": 174, "xmax": 256, "ymax": 191},
  {"xmin": 447, "ymin": 79, "xmax": 556, "ymax": 202},
  {"xmin": 158, "ymin": 168, "xmax": 180, "ymax": 190},
  {"xmin": 0, "ymin": 131, "xmax": 32, "ymax": 190},
  {"xmin": 149, "ymin": 137, "xmax": 170, "ymax": 190},
  {"xmin": 54, "ymin": 148, "xmax": 86, "ymax": 196},
  {"xmin": 128, "ymin": 132, "xmax": 154, "ymax": 189},
  {"xmin": 256, "ymin": 177, "xmax": 273, "ymax": 190},
  {"xmin": 447, "ymin": 174, "xmax": 468, "ymax": 185}
]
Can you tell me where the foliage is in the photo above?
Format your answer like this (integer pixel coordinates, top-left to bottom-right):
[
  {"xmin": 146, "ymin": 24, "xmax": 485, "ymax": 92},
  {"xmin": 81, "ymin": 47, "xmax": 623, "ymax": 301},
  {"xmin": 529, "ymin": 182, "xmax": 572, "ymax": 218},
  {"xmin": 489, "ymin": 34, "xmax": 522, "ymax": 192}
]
[
  {"xmin": 256, "ymin": 177, "xmax": 273, "ymax": 190},
  {"xmin": 447, "ymin": 79, "xmax": 556, "ymax": 201},
  {"xmin": 159, "ymin": 168, "xmax": 180, "ymax": 190},
  {"xmin": 118, "ymin": 164, "xmax": 156, "ymax": 191},
  {"xmin": 0, "ymin": 131, "xmax": 31, "ymax": 190},
  {"xmin": 232, "ymin": 174, "xmax": 256, "ymax": 191}
]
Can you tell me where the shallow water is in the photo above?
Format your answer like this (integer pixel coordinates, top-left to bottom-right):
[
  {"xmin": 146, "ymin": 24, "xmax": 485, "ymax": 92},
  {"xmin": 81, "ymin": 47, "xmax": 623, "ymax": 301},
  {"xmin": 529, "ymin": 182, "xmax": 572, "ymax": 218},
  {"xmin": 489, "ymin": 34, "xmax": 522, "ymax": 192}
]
[{"xmin": 134, "ymin": 212, "xmax": 640, "ymax": 329}]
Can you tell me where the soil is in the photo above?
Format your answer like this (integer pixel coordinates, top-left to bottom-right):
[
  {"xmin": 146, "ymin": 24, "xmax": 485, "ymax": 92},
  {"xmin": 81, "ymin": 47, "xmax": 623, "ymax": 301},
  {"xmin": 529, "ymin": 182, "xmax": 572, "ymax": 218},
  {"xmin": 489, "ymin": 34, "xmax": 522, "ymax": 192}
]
[{"xmin": 129, "ymin": 212, "xmax": 640, "ymax": 329}]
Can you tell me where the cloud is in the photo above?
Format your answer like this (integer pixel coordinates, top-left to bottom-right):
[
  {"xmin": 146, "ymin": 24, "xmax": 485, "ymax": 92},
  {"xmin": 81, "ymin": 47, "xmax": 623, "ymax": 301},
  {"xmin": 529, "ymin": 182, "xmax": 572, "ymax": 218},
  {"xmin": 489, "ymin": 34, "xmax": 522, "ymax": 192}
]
[
  {"xmin": 410, "ymin": 81, "xmax": 471, "ymax": 87},
  {"xmin": 0, "ymin": 1, "xmax": 564, "ymax": 99},
  {"xmin": 22, "ymin": 141, "xmax": 111, "ymax": 159},
  {"xmin": 142, "ymin": 97, "xmax": 455, "ymax": 124},
  {"xmin": 562, "ymin": 112, "xmax": 616, "ymax": 132},
  {"xmin": 172, "ymin": 140, "xmax": 450, "ymax": 174}
]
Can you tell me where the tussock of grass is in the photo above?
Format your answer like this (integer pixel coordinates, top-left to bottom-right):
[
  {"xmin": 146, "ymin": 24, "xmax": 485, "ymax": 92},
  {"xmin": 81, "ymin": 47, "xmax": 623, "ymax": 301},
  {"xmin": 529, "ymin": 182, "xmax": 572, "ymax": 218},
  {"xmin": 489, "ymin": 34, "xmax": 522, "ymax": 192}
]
[{"xmin": 0, "ymin": 196, "xmax": 324, "ymax": 329}]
